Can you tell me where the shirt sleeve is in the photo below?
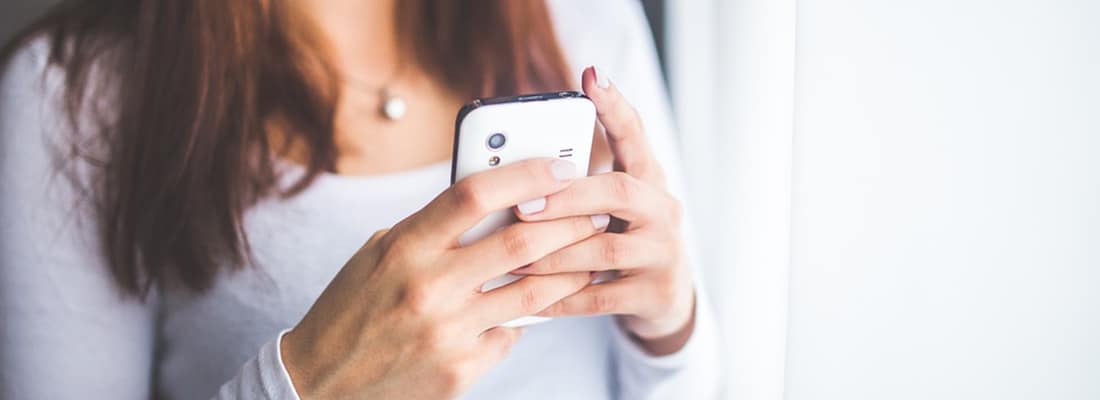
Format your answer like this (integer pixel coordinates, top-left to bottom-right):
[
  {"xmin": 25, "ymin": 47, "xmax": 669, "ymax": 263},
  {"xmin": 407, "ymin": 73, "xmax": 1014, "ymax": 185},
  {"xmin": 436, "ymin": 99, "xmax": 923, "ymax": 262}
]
[
  {"xmin": 610, "ymin": 293, "xmax": 722, "ymax": 399},
  {"xmin": 213, "ymin": 330, "xmax": 301, "ymax": 399},
  {"xmin": 591, "ymin": 1, "xmax": 723, "ymax": 399},
  {"xmin": 0, "ymin": 37, "xmax": 301, "ymax": 400},
  {"xmin": 0, "ymin": 37, "xmax": 159, "ymax": 400}
]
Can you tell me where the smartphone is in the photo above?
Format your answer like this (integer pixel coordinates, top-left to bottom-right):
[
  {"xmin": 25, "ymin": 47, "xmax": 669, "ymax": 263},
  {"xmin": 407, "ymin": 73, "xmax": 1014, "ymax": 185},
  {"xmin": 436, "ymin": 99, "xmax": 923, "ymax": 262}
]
[{"xmin": 451, "ymin": 91, "xmax": 596, "ymax": 327}]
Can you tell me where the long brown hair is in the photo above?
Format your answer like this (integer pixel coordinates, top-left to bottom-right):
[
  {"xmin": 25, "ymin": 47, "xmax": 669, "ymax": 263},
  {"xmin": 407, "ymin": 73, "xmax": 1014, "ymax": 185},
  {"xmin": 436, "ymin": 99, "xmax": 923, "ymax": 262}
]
[{"xmin": 1, "ymin": 1, "xmax": 573, "ymax": 297}]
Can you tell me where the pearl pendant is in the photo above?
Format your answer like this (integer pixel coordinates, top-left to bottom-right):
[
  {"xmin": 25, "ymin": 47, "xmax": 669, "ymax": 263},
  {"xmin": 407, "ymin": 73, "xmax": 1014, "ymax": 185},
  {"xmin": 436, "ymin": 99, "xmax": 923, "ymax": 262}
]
[{"xmin": 381, "ymin": 90, "xmax": 407, "ymax": 121}]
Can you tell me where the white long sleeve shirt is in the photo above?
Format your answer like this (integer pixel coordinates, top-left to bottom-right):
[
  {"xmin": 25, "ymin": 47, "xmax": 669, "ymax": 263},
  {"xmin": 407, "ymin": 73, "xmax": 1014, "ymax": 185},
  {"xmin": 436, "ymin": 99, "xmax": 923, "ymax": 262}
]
[{"xmin": 0, "ymin": 1, "xmax": 721, "ymax": 399}]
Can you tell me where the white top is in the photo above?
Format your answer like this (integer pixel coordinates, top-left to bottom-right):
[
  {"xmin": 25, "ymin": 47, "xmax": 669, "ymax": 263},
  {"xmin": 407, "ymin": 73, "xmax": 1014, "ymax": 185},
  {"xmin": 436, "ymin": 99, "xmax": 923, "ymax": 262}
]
[{"xmin": 0, "ymin": 1, "xmax": 721, "ymax": 399}]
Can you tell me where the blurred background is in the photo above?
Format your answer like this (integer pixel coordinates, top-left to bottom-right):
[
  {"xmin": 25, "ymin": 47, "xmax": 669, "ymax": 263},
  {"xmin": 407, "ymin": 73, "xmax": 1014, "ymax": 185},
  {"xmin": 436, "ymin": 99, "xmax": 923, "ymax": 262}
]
[
  {"xmin": 4, "ymin": 1, "xmax": 1097, "ymax": 400},
  {"xmin": 0, "ymin": 1, "xmax": 51, "ymax": 44}
]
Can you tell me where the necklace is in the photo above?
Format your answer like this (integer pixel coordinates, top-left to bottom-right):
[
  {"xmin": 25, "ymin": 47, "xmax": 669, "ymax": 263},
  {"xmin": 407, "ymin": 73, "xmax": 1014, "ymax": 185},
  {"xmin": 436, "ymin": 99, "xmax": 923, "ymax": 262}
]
[
  {"xmin": 378, "ymin": 86, "xmax": 407, "ymax": 121},
  {"xmin": 343, "ymin": 67, "xmax": 407, "ymax": 121}
]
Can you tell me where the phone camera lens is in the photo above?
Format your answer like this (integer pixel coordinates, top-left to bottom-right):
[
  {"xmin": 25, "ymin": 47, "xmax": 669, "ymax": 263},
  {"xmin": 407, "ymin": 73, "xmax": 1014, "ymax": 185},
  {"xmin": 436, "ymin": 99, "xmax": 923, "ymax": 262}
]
[{"xmin": 487, "ymin": 133, "xmax": 507, "ymax": 150}]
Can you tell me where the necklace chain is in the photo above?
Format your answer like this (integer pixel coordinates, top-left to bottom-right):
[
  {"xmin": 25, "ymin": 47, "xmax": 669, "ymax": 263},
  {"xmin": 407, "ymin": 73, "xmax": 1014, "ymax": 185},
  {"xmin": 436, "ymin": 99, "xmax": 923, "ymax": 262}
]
[{"xmin": 341, "ymin": 64, "xmax": 407, "ymax": 121}]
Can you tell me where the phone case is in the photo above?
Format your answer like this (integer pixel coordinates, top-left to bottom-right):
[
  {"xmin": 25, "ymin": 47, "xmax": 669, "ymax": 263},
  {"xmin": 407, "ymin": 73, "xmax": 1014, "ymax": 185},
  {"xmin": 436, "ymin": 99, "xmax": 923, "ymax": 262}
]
[{"xmin": 451, "ymin": 91, "xmax": 596, "ymax": 327}]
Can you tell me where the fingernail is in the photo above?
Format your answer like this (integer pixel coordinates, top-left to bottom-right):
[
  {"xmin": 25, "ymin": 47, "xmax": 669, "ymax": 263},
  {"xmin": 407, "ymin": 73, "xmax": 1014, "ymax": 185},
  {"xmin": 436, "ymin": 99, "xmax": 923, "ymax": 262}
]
[
  {"xmin": 512, "ymin": 265, "xmax": 533, "ymax": 274},
  {"xmin": 551, "ymin": 159, "xmax": 577, "ymax": 181},
  {"xmin": 591, "ymin": 214, "xmax": 611, "ymax": 230},
  {"xmin": 517, "ymin": 197, "xmax": 546, "ymax": 215},
  {"xmin": 592, "ymin": 65, "xmax": 611, "ymax": 89}
]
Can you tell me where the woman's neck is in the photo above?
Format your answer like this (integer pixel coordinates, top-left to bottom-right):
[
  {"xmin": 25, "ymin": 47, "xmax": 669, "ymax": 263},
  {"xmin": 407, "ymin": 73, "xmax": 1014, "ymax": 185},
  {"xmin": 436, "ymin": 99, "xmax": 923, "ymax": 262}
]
[
  {"xmin": 281, "ymin": 0, "xmax": 461, "ymax": 177},
  {"xmin": 294, "ymin": 0, "xmax": 401, "ymax": 83}
]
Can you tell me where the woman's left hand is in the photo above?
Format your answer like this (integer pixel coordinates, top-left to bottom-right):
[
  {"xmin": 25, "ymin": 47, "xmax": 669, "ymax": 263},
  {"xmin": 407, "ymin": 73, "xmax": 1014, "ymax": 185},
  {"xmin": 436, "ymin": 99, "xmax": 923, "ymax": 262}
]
[{"xmin": 511, "ymin": 66, "xmax": 696, "ymax": 355}]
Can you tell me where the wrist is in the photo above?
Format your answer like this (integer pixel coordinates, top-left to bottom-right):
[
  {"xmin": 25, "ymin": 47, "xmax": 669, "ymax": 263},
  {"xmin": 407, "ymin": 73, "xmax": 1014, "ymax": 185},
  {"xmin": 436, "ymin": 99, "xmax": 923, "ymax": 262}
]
[
  {"xmin": 620, "ymin": 291, "xmax": 697, "ymax": 356},
  {"xmin": 280, "ymin": 328, "xmax": 320, "ymax": 399}
]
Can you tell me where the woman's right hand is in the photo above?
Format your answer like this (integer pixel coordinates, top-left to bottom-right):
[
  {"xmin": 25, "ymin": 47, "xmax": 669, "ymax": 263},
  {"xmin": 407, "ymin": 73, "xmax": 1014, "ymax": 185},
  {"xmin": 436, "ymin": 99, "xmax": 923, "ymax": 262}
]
[{"xmin": 280, "ymin": 158, "xmax": 605, "ymax": 399}]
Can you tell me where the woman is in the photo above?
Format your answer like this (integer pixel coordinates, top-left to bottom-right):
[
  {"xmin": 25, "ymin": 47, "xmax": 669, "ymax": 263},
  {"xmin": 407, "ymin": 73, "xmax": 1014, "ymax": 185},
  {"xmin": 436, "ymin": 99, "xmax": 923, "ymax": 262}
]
[{"xmin": 0, "ymin": 0, "xmax": 720, "ymax": 398}]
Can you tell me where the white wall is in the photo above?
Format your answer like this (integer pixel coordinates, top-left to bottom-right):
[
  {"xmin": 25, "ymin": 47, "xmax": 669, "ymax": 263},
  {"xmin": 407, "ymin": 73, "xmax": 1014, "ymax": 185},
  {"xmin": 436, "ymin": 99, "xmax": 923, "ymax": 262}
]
[
  {"xmin": 667, "ymin": 0, "xmax": 796, "ymax": 399},
  {"xmin": 786, "ymin": 1, "xmax": 1100, "ymax": 399}
]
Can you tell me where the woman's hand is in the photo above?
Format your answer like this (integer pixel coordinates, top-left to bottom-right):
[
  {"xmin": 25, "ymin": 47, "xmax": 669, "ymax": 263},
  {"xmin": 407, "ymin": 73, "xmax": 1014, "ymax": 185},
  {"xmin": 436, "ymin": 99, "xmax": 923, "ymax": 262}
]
[
  {"xmin": 281, "ymin": 158, "xmax": 605, "ymax": 399},
  {"xmin": 512, "ymin": 66, "xmax": 697, "ymax": 356}
]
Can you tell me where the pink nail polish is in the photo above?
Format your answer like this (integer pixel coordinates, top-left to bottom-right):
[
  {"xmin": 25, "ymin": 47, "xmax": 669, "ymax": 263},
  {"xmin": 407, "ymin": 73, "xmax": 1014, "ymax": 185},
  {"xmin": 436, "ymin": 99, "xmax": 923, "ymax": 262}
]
[
  {"xmin": 592, "ymin": 65, "xmax": 611, "ymax": 89},
  {"xmin": 517, "ymin": 197, "xmax": 546, "ymax": 215},
  {"xmin": 591, "ymin": 214, "xmax": 611, "ymax": 230}
]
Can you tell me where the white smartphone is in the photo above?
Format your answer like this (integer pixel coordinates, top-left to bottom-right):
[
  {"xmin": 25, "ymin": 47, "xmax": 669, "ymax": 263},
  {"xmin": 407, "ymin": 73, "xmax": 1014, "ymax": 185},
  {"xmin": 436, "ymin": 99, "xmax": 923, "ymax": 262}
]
[{"xmin": 451, "ymin": 91, "xmax": 597, "ymax": 327}]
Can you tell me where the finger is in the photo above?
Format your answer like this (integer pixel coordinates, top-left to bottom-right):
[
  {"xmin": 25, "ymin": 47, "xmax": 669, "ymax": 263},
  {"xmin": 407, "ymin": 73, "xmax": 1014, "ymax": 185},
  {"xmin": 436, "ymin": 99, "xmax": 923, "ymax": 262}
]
[
  {"xmin": 403, "ymin": 158, "xmax": 579, "ymax": 245},
  {"xmin": 477, "ymin": 326, "xmax": 523, "ymax": 359},
  {"xmin": 472, "ymin": 272, "xmax": 592, "ymax": 329},
  {"xmin": 470, "ymin": 326, "xmax": 524, "ymax": 380},
  {"xmin": 453, "ymin": 215, "xmax": 610, "ymax": 286},
  {"xmin": 512, "ymin": 233, "xmax": 669, "ymax": 275},
  {"xmin": 581, "ymin": 66, "xmax": 664, "ymax": 185},
  {"xmin": 514, "ymin": 172, "xmax": 673, "ymax": 227},
  {"xmin": 536, "ymin": 278, "xmax": 643, "ymax": 318}
]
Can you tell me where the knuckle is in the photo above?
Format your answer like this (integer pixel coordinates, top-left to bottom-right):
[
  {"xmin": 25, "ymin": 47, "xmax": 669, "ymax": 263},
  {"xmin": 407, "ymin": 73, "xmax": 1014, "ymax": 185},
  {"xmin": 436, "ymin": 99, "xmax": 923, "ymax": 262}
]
[
  {"xmin": 451, "ymin": 178, "xmax": 489, "ymax": 215},
  {"xmin": 539, "ymin": 254, "xmax": 562, "ymax": 273},
  {"xmin": 501, "ymin": 228, "xmax": 534, "ymax": 259},
  {"xmin": 554, "ymin": 182, "xmax": 581, "ymax": 207},
  {"xmin": 601, "ymin": 236, "xmax": 627, "ymax": 267},
  {"xmin": 557, "ymin": 183, "xmax": 578, "ymax": 202},
  {"xmin": 518, "ymin": 283, "xmax": 544, "ymax": 314},
  {"xmin": 419, "ymin": 323, "xmax": 454, "ymax": 352},
  {"xmin": 378, "ymin": 244, "xmax": 425, "ymax": 280},
  {"xmin": 523, "ymin": 159, "xmax": 549, "ymax": 182},
  {"xmin": 403, "ymin": 290, "xmax": 432, "ymax": 316},
  {"xmin": 624, "ymin": 158, "xmax": 651, "ymax": 178},
  {"xmin": 539, "ymin": 299, "xmax": 565, "ymax": 317},
  {"xmin": 483, "ymin": 328, "xmax": 520, "ymax": 353},
  {"xmin": 380, "ymin": 235, "xmax": 414, "ymax": 265},
  {"xmin": 367, "ymin": 228, "xmax": 390, "ymax": 244},
  {"xmin": 587, "ymin": 292, "xmax": 618, "ymax": 314},
  {"xmin": 401, "ymin": 277, "xmax": 438, "ymax": 316},
  {"xmin": 609, "ymin": 172, "xmax": 637, "ymax": 202}
]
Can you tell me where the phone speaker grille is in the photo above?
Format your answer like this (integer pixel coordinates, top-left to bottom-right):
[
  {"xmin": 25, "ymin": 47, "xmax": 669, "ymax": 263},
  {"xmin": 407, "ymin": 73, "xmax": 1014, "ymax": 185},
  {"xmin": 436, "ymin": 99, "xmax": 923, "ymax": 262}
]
[{"xmin": 559, "ymin": 148, "xmax": 573, "ymax": 158}]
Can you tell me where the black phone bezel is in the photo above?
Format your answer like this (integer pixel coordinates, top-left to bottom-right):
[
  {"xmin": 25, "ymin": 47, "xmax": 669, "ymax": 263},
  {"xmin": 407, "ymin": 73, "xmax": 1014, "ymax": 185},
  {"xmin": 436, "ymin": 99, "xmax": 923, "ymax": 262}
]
[{"xmin": 449, "ymin": 91, "xmax": 589, "ymax": 184}]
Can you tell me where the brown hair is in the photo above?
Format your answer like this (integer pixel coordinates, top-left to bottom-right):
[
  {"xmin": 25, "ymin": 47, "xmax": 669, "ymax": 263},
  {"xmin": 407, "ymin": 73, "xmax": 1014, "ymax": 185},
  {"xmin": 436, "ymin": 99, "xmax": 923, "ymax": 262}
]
[{"xmin": 1, "ymin": 1, "xmax": 573, "ymax": 297}]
